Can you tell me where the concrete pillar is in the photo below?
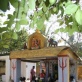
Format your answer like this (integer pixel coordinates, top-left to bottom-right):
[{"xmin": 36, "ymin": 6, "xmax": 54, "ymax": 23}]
[
  {"xmin": 16, "ymin": 59, "xmax": 21, "ymax": 82},
  {"xmin": 11, "ymin": 59, "xmax": 21, "ymax": 82},
  {"xmin": 58, "ymin": 55, "xmax": 69, "ymax": 82},
  {"xmin": 5, "ymin": 56, "xmax": 10, "ymax": 82}
]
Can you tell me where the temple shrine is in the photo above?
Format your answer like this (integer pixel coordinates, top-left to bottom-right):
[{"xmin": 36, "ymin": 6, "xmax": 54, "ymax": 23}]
[{"xmin": 10, "ymin": 30, "xmax": 81, "ymax": 82}]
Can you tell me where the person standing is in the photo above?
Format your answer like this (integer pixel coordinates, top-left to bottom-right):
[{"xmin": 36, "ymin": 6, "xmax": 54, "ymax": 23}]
[
  {"xmin": 30, "ymin": 66, "xmax": 36, "ymax": 82},
  {"xmin": 40, "ymin": 70, "xmax": 46, "ymax": 82}
]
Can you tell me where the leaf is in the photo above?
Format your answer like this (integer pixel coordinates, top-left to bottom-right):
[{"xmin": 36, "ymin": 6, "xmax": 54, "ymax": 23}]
[
  {"xmin": 8, "ymin": 14, "xmax": 13, "ymax": 19},
  {"xmin": 42, "ymin": 3, "xmax": 48, "ymax": 12},
  {"xmin": 33, "ymin": 18, "xmax": 37, "ymax": 24},
  {"xmin": 59, "ymin": 6, "xmax": 64, "ymax": 17},
  {"xmin": 9, "ymin": 0, "xmax": 18, "ymax": 8},
  {"xmin": 64, "ymin": 3, "xmax": 78, "ymax": 14},
  {"xmin": 7, "ymin": 13, "xmax": 15, "ymax": 27},
  {"xmin": 29, "ymin": 0, "xmax": 35, "ymax": 10},
  {"xmin": 55, "ymin": 29, "xmax": 59, "ymax": 33},
  {"xmin": 18, "ymin": 7, "xmax": 23, "ymax": 18},
  {"xmin": 3, "ymin": 45, "xmax": 9, "ymax": 48},
  {"xmin": 12, "ymin": 32, "xmax": 18, "ymax": 40},
  {"xmin": 37, "ymin": 16, "xmax": 45, "ymax": 30},
  {"xmin": 65, "ymin": 1, "xmax": 72, "ymax": 7},
  {"xmin": 39, "ymin": 1, "xmax": 43, "ymax": 7},
  {"xmin": 49, "ymin": 0, "xmax": 56, "ymax": 5},
  {"xmin": 0, "ymin": 0, "xmax": 9, "ymax": 11},
  {"xmin": 19, "ymin": 19, "xmax": 28, "ymax": 25},
  {"xmin": 0, "ymin": 27, "xmax": 8, "ymax": 33},
  {"xmin": 53, "ymin": 7, "xmax": 57, "ymax": 13},
  {"xmin": 78, "ymin": 25, "xmax": 82, "ymax": 32},
  {"xmin": 15, "ymin": 23, "xmax": 20, "ymax": 31},
  {"xmin": 38, "ymin": 10, "xmax": 43, "ymax": 16},
  {"xmin": 24, "ymin": 3, "xmax": 29, "ymax": 14},
  {"xmin": 21, "ymin": 14, "xmax": 26, "ymax": 19},
  {"xmin": 2, "ymin": 32, "xmax": 11, "ymax": 39},
  {"xmin": 30, "ymin": 22, "xmax": 34, "ymax": 28},
  {"xmin": 69, "ymin": 29, "xmax": 74, "ymax": 36},
  {"xmin": 72, "ymin": 20, "xmax": 79, "ymax": 32},
  {"xmin": 45, "ymin": 11, "xmax": 51, "ymax": 20},
  {"xmin": 75, "ymin": 9, "xmax": 82, "ymax": 25},
  {"xmin": 68, "ymin": 16, "xmax": 72, "ymax": 22},
  {"xmin": 59, "ymin": 21, "xmax": 64, "ymax": 26},
  {"xmin": 4, "ymin": 20, "xmax": 9, "ymax": 25},
  {"xmin": 64, "ymin": 26, "xmax": 70, "ymax": 33},
  {"xmin": 60, "ymin": 28, "xmax": 64, "ymax": 32}
]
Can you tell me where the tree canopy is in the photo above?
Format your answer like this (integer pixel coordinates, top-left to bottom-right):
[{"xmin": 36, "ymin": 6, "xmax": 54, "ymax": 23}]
[{"xmin": 0, "ymin": 0, "xmax": 82, "ymax": 54}]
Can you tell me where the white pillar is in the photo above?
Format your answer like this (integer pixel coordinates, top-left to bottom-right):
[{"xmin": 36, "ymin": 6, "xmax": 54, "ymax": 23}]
[
  {"xmin": 11, "ymin": 59, "xmax": 21, "ymax": 82},
  {"xmin": 6, "ymin": 56, "xmax": 10, "ymax": 82},
  {"xmin": 58, "ymin": 56, "xmax": 69, "ymax": 82},
  {"xmin": 11, "ymin": 59, "xmax": 17, "ymax": 82}
]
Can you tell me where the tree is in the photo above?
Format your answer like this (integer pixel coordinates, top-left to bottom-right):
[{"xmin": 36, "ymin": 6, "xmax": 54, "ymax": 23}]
[
  {"xmin": 0, "ymin": 28, "xmax": 28, "ymax": 51},
  {"xmin": 0, "ymin": 0, "xmax": 82, "ymax": 52}
]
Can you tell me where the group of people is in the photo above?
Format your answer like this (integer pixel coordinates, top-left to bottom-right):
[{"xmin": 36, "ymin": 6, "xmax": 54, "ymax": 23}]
[{"xmin": 30, "ymin": 66, "xmax": 53, "ymax": 82}]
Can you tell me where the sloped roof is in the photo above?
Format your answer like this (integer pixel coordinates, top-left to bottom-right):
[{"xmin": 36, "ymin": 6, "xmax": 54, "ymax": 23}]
[{"xmin": 10, "ymin": 46, "xmax": 78, "ymax": 60}]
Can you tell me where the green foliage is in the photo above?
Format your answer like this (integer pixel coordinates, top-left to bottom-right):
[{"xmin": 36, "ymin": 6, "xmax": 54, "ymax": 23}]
[
  {"xmin": 64, "ymin": 3, "xmax": 78, "ymax": 14},
  {"xmin": 12, "ymin": 32, "xmax": 18, "ymax": 40},
  {"xmin": 3, "ymin": 45, "xmax": 9, "ymax": 48},
  {"xmin": 19, "ymin": 19, "xmax": 28, "ymax": 25},
  {"xmin": 49, "ymin": 0, "xmax": 56, "ymax": 5},
  {"xmin": 0, "ymin": 0, "xmax": 9, "ymax": 11},
  {"xmin": 0, "ymin": 29, "xmax": 28, "ymax": 51},
  {"xmin": 29, "ymin": 0, "xmax": 35, "ymax": 10},
  {"xmin": 0, "ymin": 0, "xmax": 82, "ymax": 52},
  {"xmin": 7, "ymin": 13, "xmax": 16, "ymax": 28},
  {"xmin": 0, "ymin": 27, "xmax": 8, "ymax": 33},
  {"xmin": 75, "ymin": 8, "xmax": 82, "ymax": 25},
  {"xmin": 9, "ymin": 0, "xmax": 19, "ymax": 8},
  {"xmin": 9, "ymin": 29, "xmax": 28, "ymax": 51}
]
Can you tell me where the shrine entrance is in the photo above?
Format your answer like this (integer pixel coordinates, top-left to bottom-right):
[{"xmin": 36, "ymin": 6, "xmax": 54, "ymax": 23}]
[
  {"xmin": 39, "ymin": 57, "xmax": 58, "ymax": 82},
  {"xmin": 10, "ymin": 46, "xmax": 79, "ymax": 82},
  {"xmin": 10, "ymin": 30, "xmax": 80, "ymax": 82},
  {"xmin": 52, "ymin": 63, "xmax": 58, "ymax": 81}
]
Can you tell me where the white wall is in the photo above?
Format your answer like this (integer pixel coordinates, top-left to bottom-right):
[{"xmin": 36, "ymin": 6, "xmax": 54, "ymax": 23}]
[
  {"xmin": 26, "ymin": 62, "xmax": 36, "ymax": 80},
  {"xmin": 21, "ymin": 62, "xmax": 36, "ymax": 80},
  {"xmin": 21, "ymin": 61, "xmax": 26, "ymax": 77},
  {"xmin": 0, "ymin": 56, "xmax": 10, "ymax": 82}
]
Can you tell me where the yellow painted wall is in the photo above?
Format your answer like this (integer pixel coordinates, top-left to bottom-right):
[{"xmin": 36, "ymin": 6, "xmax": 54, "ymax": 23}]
[{"xmin": 77, "ymin": 66, "xmax": 82, "ymax": 80}]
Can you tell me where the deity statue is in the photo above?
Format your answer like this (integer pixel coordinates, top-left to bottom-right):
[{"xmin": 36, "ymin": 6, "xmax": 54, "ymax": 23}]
[{"xmin": 31, "ymin": 37, "xmax": 40, "ymax": 49}]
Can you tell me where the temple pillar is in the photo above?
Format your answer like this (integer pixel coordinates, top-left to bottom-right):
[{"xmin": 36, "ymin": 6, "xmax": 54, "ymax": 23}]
[
  {"xmin": 58, "ymin": 55, "xmax": 69, "ymax": 82},
  {"xmin": 10, "ymin": 59, "xmax": 21, "ymax": 82},
  {"xmin": 5, "ymin": 56, "xmax": 10, "ymax": 82}
]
